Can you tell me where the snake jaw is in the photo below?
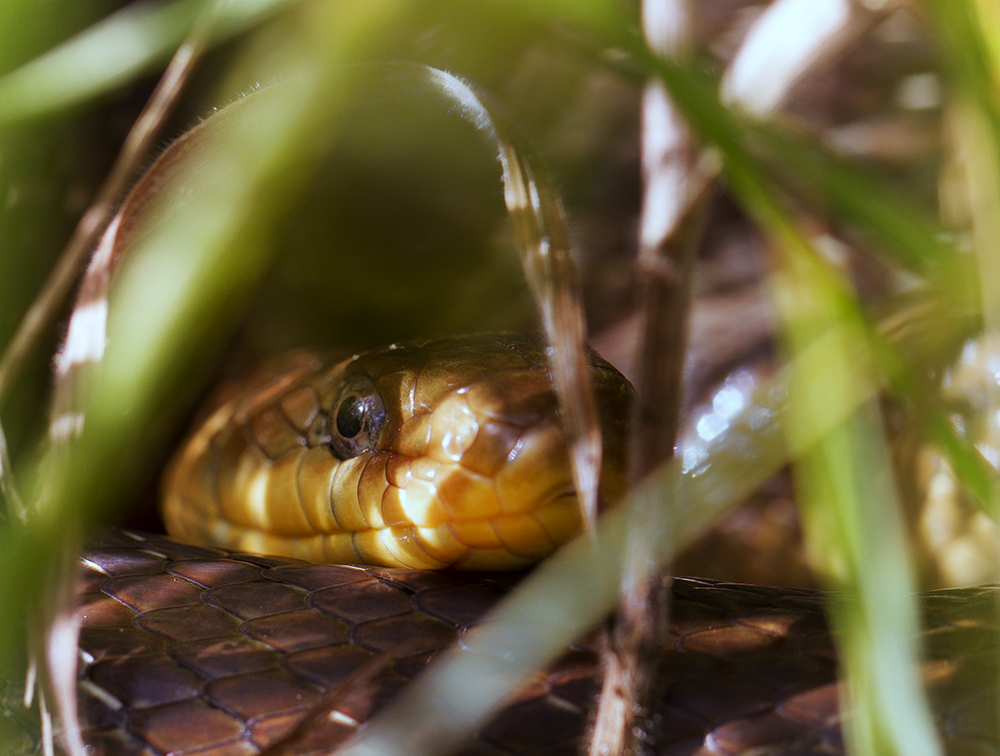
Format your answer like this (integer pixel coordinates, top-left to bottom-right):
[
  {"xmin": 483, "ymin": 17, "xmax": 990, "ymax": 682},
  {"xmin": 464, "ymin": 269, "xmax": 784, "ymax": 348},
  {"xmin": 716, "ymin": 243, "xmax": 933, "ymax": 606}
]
[{"xmin": 162, "ymin": 335, "xmax": 632, "ymax": 570}]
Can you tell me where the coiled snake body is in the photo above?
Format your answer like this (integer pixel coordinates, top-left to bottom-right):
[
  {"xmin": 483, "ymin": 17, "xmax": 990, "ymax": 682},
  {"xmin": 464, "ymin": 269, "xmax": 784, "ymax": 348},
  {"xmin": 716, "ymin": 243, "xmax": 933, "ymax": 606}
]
[{"xmin": 52, "ymin": 336, "xmax": 1000, "ymax": 754}]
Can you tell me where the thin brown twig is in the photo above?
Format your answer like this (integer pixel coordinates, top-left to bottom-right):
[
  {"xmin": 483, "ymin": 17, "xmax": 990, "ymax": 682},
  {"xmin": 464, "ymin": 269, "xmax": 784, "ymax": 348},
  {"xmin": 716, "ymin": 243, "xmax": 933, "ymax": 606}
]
[
  {"xmin": 0, "ymin": 0, "xmax": 221, "ymax": 408},
  {"xmin": 588, "ymin": 1, "xmax": 703, "ymax": 754}
]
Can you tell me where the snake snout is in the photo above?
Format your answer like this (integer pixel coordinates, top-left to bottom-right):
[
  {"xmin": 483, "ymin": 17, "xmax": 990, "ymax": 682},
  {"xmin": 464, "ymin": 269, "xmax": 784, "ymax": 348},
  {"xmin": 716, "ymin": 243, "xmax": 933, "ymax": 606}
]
[{"xmin": 381, "ymin": 372, "xmax": 584, "ymax": 569}]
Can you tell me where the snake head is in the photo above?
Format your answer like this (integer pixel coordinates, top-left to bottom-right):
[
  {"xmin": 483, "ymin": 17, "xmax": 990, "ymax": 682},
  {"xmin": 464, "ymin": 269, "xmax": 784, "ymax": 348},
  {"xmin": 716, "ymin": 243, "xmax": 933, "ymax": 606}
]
[{"xmin": 162, "ymin": 335, "xmax": 633, "ymax": 569}]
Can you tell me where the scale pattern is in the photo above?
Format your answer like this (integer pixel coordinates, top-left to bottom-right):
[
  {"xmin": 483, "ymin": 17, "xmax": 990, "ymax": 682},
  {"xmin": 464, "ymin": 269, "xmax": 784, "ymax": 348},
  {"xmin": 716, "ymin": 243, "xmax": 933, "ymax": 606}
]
[{"xmin": 66, "ymin": 531, "xmax": 1000, "ymax": 756}]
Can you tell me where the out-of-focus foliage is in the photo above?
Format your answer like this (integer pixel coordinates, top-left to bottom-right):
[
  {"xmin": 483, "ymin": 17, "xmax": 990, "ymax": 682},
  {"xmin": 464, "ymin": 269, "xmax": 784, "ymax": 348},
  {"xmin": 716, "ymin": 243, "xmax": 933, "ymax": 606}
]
[{"xmin": 0, "ymin": 2, "xmax": 997, "ymax": 756}]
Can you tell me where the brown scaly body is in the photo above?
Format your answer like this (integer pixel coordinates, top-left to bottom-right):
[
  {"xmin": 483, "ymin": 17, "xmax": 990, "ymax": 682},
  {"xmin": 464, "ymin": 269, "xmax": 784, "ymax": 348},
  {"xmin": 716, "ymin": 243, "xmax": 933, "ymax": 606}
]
[{"xmin": 57, "ymin": 530, "xmax": 998, "ymax": 756}]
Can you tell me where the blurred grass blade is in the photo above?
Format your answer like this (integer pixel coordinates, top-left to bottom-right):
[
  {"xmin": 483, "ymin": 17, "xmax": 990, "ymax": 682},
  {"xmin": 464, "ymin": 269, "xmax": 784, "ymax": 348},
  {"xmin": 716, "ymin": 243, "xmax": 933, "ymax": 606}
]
[
  {"xmin": 336, "ymin": 324, "xmax": 880, "ymax": 756},
  {"xmin": 971, "ymin": 0, "xmax": 1000, "ymax": 80},
  {"xmin": 497, "ymin": 1, "xmax": 961, "ymax": 284},
  {"xmin": 3, "ymin": 0, "xmax": 224, "ymax": 430},
  {"xmin": 346, "ymin": 61, "xmax": 601, "ymax": 533},
  {"xmin": 924, "ymin": 1, "xmax": 1000, "ymax": 517},
  {"xmin": 653, "ymin": 55, "xmax": 958, "ymax": 283},
  {"xmin": 28, "ymin": 79, "xmax": 313, "ymax": 753},
  {"xmin": 949, "ymin": 103, "xmax": 1000, "ymax": 332},
  {"xmin": 926, "ymin": 409, "xmax": 1000, "ymax": 517},
  {"xmin": 0, "ymin": 421, "xmax": 24, "ymax": 522},
  {"xmin": 0, "ymin": 0, "xmax": 410, "ymax": 673},
  {"xmin": 0, "ymin": 0, "xmax": 296, "ymax": 125},
  {"xmin": 755, "ymin": 199, "xmax": 940, "ymax": 754},
  {"xmin": 798, "ymin": 401, "xmax": 937, "ymax": 756},
  {"xmin": 786, "ymin": 332, "xmax": 939, "ymax": 756},
  {"xmin": 923, "ymin": 1, "xmax": 1000, "ymax": 157}
]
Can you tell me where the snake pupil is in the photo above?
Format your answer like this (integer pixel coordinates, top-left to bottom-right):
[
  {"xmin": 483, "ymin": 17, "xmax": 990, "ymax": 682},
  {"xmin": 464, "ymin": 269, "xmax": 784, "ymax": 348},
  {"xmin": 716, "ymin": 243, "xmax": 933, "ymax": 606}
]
[{"xmin": 336, "ymin": 396, "xmax": 365, "ymax": 438}]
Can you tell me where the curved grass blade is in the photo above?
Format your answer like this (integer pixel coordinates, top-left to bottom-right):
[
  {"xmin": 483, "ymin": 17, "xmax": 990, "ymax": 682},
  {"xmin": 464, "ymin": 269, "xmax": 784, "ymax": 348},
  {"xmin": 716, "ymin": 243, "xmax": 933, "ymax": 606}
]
[
  {"xmin": 2, "ymin": 0, "xmax": 224, "ymax": 423},
  {"xmin": 0, "ymin": 42, "xmax": 594, "ymax": 748},
  {"xmin": 0, "ymin": 0, "xmax": 412, "ymax": 716},
  {"xmin": 759, "ymin": 206, "xmax": 941, "ymax": 756},
  {"xmin": 343, "ymin": 62, "xmax": 602, "ymax": 534},
  {"xmin": 34, "ymin": 8, "xmax": 226, "ymax": 742}
]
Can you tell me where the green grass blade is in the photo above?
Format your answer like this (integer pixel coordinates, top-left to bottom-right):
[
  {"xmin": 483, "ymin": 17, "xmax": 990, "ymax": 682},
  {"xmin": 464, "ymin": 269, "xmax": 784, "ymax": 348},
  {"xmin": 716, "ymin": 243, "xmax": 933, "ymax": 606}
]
[
  {"xmin": 336, "ymin": 318, "xmax": 890, "ymax": 756},
  {"xmin": 746, "ymin": 185, "xmax": 941, "ymax": 755},
  {"xmin": 0, "ymin": 0, "xmax": 297, "ymax": 125},
  {"xmin": 0, "ymin": 0, "xmax": 413, "ymax": 674}
]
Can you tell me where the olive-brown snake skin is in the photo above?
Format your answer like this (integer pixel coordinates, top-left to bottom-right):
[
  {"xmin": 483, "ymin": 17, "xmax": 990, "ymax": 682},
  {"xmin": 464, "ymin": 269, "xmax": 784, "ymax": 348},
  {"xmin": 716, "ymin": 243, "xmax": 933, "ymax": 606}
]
[
  {"xmin": 69, "ymin": 532, "xmax": 1000, "ymax": 756},
  {"xmin": 8, "ymin": 336, "xmax": 999, "ymax": 755}
]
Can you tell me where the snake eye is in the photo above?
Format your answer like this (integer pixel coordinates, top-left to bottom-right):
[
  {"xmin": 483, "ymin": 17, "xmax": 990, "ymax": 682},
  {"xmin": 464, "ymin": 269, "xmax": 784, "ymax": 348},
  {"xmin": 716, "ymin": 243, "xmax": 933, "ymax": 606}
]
[
  {"xmin": 336, "ymin": 396, "xmax": 365, "ymax": 438},
  {"xmin": 329, "ymin": 376, "xmax": 386, "ymax": 459}
]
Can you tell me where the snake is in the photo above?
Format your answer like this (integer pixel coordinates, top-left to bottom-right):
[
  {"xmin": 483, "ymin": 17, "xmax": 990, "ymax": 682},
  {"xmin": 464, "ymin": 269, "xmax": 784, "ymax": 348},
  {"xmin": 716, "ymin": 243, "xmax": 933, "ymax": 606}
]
[
  {"xmin": 0, "ymin": 334, "xmax": 977, "ymax": 755},
  {"xmin": 160, "ymin": 335, "xmax": 631, "ymax": 571}
]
